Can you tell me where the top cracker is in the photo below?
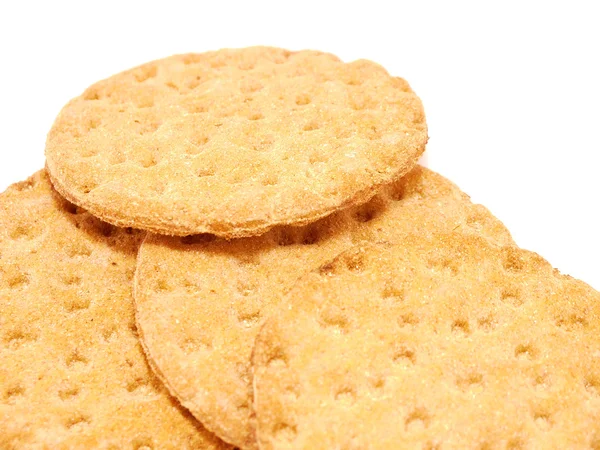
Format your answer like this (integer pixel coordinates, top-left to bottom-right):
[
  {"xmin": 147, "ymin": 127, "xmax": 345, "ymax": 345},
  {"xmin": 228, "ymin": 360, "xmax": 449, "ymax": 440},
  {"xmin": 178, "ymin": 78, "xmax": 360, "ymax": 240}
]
[{"xmin": 45, "ymin": 47, "xmax": 427, "ymax": 237}]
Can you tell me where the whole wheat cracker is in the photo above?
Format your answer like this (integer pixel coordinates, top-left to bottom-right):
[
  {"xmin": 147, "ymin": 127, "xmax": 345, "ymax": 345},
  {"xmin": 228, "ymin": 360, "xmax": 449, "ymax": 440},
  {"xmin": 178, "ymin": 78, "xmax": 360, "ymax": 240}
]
[
  {"xmin": 0, "ymin": 171, "xmax": 230, "ymax": 449},
  {"xmin": 134, "ymin": 166, "xmax": 513, "ymax": 449},
  {"xmin": 252, "ymin": 236, "xmax": 600, "ymax": 450},
  {"xmin": 45, "ymin": 46, "xmax": 427, "ymax": 238}
]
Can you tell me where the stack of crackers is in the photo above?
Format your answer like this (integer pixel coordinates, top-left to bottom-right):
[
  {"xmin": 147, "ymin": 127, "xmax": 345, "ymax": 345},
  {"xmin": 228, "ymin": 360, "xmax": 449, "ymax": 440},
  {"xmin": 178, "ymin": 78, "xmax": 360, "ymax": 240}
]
[{"xmin": 2, "ymin": 47, "xmax": 599, "ymax": 449}]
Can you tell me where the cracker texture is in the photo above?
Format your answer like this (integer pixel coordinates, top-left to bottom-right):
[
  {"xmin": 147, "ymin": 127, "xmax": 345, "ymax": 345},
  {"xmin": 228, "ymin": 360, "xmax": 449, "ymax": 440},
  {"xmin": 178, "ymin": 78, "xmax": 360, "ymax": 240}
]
[
  {"xmin": 0, "ymin": 171, "xmax": 230, "ymax": 449},
  {"xmin": 252, "ymin": 236, "xmax": 600, "ymax": 450},
  {"xmin": 46, "ymin": 46, "xmax": 427, "ymax": 237},
  {"xmin": 134, "ymin": 166, "xmax": 512, "ymax": 449}
]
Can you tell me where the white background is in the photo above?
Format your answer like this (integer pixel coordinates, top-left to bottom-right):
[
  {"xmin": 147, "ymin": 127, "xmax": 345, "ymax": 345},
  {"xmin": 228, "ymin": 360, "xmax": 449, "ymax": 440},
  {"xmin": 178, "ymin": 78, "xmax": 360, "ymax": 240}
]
[{"xmin": 0, "ymin": 1, "xmax": 598, "ymax": 288}]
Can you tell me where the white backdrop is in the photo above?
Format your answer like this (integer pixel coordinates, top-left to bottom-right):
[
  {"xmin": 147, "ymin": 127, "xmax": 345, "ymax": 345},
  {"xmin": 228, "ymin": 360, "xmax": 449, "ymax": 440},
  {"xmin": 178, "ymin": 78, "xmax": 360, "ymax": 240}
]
[{"xmin": 0, "ymin": 1, "xmax": 598, "ymax": 288}]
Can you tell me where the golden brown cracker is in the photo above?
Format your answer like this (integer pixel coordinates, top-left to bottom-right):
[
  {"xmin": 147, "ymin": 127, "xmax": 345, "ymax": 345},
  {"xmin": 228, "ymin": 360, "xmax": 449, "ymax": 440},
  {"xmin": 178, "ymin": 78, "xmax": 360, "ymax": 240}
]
[
  {"xmin": 252, "ymin": 235, "xmax": 600, "ymax": 450},
  {"xmin": 45, "ymin": 46, "xmax": 427, "ymax": 238},
  {"xmin": 0, "ymin": 171, "xmax": 230, "ymax": 449},
  {"xmin": 134, "ymin": 166, "xmax": 512, "ymax": 448}
]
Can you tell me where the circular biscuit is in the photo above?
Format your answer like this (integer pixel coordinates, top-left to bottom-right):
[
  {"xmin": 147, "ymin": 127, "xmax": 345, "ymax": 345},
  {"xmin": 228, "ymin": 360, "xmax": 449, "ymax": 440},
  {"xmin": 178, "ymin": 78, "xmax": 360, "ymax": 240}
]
[
  {"xmin": 0, "ymin": 171, "xmax": 230, "ymax": 449},
  {"xmin": 134, "ymin": 166, "xmax": 513, "ymax": 449},
  {"xmin": 45, "ymin": 46, "xmax": 427, "ymax": 238},
  {"xmin": 252, "ymin": 236, "xmax": 600, "ymax": 449}
]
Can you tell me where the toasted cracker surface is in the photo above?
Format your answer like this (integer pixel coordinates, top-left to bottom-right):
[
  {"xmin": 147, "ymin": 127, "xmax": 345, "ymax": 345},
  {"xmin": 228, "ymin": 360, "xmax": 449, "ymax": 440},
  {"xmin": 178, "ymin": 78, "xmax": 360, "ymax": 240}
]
[
  {"xmin": 0, "ymin": 171, "xmax": 230, "ymax": 449},
  {"xmin": 134, "ymin": 166, "xmax": 512, "ymax": 449},
  {"xmin": 45, "ymin": 46, "xmax": 427, "ymax": 238},
  {"xmin": 252, "ymin": 236, "xmax": 600, "ymax": 450}
]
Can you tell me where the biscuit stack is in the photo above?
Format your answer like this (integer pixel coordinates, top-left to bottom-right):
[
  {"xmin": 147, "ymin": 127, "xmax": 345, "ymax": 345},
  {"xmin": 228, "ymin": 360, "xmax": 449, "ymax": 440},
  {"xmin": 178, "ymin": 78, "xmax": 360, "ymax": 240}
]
[{"xmin": 2, "ymin": 47, "xmax": 599, "ymax": 449}]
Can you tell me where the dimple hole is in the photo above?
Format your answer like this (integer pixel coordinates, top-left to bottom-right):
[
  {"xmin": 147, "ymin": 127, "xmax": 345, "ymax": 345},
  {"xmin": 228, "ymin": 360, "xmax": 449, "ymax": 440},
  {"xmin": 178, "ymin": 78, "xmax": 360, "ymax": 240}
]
[
  {"xmin": 261, "ymin": 173, "xmax": 279, "ymax": 186},
  {"xmin": 303, "ymin": 121, "xmax": 321, "ymax": 132},
  {"xmin": 477, "ymin": 314, "xmax": 496, "ymax": 332},
  {"xmin": 556, "ymin": 313, "xmax": 588, "ymax": 331},
  {"xmin": 66, "ymin": 350, "xmax": 89, "ymax": 368},
  {"xmin": 102, "ymin": 326, "xmax": 117, "ymax": 342},
  {"xmin": 58, "ymin": 386, "xmax": 80, "ymax": 401},
  {"xmin": 533, "ymin": 412, "xmax": 552, "ymax": 431},
  {"xmin": 65, "ymin": 414, "xmax": 90, "ymax": 430},
  {"xmin": 64, "ymin": 296, "xmax": 91, "ymax": 313},
  {"xmin": 7, "ymin": 273, "xmax": 30, "ymax": 289},
  {"xmin": 266, "ymin": 347, "xmax": 288, "ymax": 368},
  {"xmin": 405, "ymin": 407, "xmax": 430, "ymax": 432},
  {"xmin": 342, "ymin": 251, "xmax": 365, "ymax": 272},
  {"xmin": 398, "ymin": 313, "xmax": 419, "ymax": 328},
  {"xmin": 451, "ymin": 319, "xmax": 471, "ymax": 336},
  {"xmin": 134, "ymin": 65, "xmax": 157, "ymax": 82},
  {"xmin": 506, "ymin": 437, "xmax": 525, "ymax": 450},
  {"xmin": 500, "ymin": 287, "xmax": 524, "ymax": 307},
  {"xmin": 5, "ymin": 330, "xmax": 37, "ymax": 350},
  {"xmin": 272, "ymin": 422, "xmax": 297, "ymax": 443},
  {"xmin": 60, "ymin": 274, "xmax": 82, "ymax": 286},
  {"xmin": 186, "ymin": 77, "xmax": 202, "ymax": 90},
  {"xmin": 381, "ymin": 283, "xmax": 405, "ymax": 300},
  {"xmin": 503, "ymin": 248, "xmax": 525, "ymax": 272},
  {"xmin": 198, "ymin": 167, "xmax": 216, "ymax": 178},
  {"xmin": 318, "ymin": 306, "xmax": 349, "ymax": 335},
  {"xmin": 296, "ymin": 94, "xmax": 311, "ymax": 106},
  {"xmin": 10, "ymin": 225, "xmax": 35, "ymax": 240},
  {"xmin": 392, "ymin": 345, "xmax": 416, "ymax": 365},
  {"xmin": 427, "ymin": 256, "xmax": 459, "ymax": 276},
  {"xmin": 239, "ymin": 61, "xmax": 255, "ymax": 71},
  {"xmin": 126, "ymin": 376, "xmax": 150, "ymax": 393},
  {"xmin": 66, "ymin": 242, "xmax": 93, "ymax": 258},
  {"xmin": 4, "ymin": 385, "xmax": 24, "ymax": 403},
  {"xmin": 515, "ymin": 344, "xmax": 537, "ymax": 360},
  {"xmin": 334, "ymin": 385, "xmax": 356, "ymax": 404},
  {"xmin": 132, "ymin": 437, "xmax": 154, "ymax": 450},
  {"xmin": 238, "ymin": 310, "xmax": 261, "ymax": 328},
  {"xmin": 584, "ymin": 374, "xmax": 600, "ymax": 396},
  {"xmin": 248, "ymin": 112, "xmax": 264, "ymax": 121},
  {"xmin": 457, "ymin": 372, "xmax": 483, "ymax": 390},
  {"xmin": 240, "ymin": 79, "xmax": 263, "ymax": 94},
  {"xmin": 180, "ymin": 336, "xmax": 212, "ymax": 354},
  {"xmin": 318, "ymin": 260, "xmax": 341, "ymax": 277},
  {"xmin": 369, "ymin": 375, "xmax": 386, "ymax": 393},
  {"xmin": 87, "ymin": 118, "xmax": 100, "ymax": 132},
  {"xmin": 83, "ymin": 89, "xmax": 101, "ymax": 101},
  {"xmin": 252, "ymin": 137, "xmax": 274, "ymax": 152}
]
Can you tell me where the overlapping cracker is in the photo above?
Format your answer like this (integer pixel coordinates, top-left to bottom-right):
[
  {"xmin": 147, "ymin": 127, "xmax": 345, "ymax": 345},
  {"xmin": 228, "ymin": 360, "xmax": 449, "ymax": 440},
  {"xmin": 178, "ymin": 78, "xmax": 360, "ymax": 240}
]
[
  {"xmin": 0, "ymin": 172, "xmax": 230, "ymax": 449},
  {"xmin": 45, "ymin": 46, "xmax": 427, "ymax": 238},
  {"xmin": 252, "ymin": 235, "xmax": 600, "ymax": 449},
  {"xmin": 134, "ymin": 166, "xmax": 512, "ymax": 448}
]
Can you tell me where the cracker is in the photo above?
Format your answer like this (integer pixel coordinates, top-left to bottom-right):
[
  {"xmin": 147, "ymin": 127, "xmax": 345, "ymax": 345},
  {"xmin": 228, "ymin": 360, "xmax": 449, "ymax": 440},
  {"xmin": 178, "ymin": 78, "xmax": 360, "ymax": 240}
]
[
  {"xmin": 45, "ymin": 46, "xmax": 427, "ymax": 238},
  {"xmin": 0, "ymin": 171, "xmax": 230, "ymax": 449},
  {"xmin": 134, "ymin": 166, "xmax": 512, "ymax": 448},
  {"xmin": 252, "ymin": 235, "xmax": 600, "ymax": 450}
]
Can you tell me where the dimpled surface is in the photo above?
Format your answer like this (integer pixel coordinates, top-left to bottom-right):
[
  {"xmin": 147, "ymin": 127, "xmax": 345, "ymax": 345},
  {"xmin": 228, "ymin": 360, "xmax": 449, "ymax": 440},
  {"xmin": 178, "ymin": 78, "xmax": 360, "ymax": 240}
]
[
  {"xmin": 252, "ymin": 237, "xmax": 600, "ymax": 450},
  {"xmin": 0, "ymin": 171, "xmax": 230, "ymax": 449},
  {"xmin": 134, "ymin": 166, "xmax": 513, "ymax": 449},
  {"xmin": 45, "ymin": 46, "xmax": 427, "ymax": 238}
]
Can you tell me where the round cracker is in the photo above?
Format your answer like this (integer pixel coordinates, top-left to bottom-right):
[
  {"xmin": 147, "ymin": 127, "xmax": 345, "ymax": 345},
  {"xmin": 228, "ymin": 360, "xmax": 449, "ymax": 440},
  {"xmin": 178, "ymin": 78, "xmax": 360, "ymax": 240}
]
[
  {"xmin": 134, "ymin": 166, "xmax": 513, "ymax": 448},
  {"xmin": 0, "ymin": 171, "xmax": 230, "ymax": 449},
  {"xmin": 45, "ymin": 46, "xmax": 427, "ymax": 238},
  {"xmin": 252, "ymin": 236, "xmax": 600, "ymax": 449}
]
